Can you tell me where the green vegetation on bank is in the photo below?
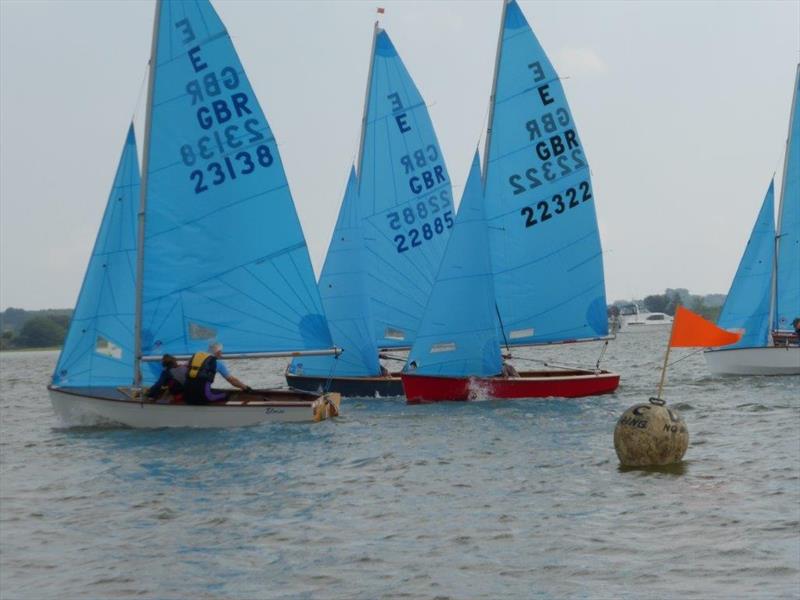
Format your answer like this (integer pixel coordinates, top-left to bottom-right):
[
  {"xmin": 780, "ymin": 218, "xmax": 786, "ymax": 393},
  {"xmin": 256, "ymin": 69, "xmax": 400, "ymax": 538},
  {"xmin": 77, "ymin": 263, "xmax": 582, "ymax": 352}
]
[
  {"xmin": 0, "ymin": 308, "xmax": 72, "ymax": 351},
  {"xmin": 610, "ymin": 288, "xmax": 725, "ymax": 322}
]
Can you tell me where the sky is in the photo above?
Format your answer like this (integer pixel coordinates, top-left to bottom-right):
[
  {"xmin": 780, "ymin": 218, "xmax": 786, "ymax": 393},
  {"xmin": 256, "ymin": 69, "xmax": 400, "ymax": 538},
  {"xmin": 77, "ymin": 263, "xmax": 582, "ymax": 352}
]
[{"xmin": 1, "ymin": 0, "xmax": 798, "ymax": 310}]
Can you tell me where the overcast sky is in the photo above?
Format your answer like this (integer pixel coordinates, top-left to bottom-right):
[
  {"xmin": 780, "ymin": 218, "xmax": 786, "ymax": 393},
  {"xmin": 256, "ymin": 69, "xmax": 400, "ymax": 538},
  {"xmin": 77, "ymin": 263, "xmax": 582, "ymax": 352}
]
[{"xmin": 1, "ymin": 0, "xmax": 798, "ymax": 310}]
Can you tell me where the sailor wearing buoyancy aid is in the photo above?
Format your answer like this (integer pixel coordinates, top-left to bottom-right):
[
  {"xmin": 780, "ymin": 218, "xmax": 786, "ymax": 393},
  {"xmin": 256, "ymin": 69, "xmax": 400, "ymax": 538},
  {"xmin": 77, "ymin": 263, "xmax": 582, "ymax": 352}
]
[{"xmin": 184, "ymin": 342, "xmax": 252, "ymax": 404}]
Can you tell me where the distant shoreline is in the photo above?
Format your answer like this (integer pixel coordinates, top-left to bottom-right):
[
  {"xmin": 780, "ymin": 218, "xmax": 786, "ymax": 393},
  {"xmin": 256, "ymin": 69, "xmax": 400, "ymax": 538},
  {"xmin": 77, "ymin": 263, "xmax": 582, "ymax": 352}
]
[{"xmin": 0, "ymin": 347, "xmax": 61, "ymax": 353}]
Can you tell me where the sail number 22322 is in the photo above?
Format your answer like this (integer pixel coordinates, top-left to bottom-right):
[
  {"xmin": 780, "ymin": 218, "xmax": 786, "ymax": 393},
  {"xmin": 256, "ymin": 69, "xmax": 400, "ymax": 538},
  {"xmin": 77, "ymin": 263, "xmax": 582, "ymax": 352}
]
[{"xmin": 520, "ymin": 180, "xmax": 592, "ymax": 228}]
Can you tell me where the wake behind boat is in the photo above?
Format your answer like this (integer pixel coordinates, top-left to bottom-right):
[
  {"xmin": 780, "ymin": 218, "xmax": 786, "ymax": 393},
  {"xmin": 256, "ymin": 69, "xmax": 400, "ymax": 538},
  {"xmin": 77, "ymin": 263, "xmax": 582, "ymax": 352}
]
[
  {"xmin": 705, "ymin": 64, "xmax": 800, "ymax": 376},
  {"xmin": 49, "ymin": 0, "xmax": 341, "ymax": 427}
]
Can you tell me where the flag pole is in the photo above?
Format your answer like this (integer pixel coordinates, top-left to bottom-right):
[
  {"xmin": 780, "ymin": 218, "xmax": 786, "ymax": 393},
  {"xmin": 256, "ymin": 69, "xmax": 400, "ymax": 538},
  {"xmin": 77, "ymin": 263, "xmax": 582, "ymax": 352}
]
[{"xmin": 655, "ymin": 305, "xmax": 679, "ymax": 400}]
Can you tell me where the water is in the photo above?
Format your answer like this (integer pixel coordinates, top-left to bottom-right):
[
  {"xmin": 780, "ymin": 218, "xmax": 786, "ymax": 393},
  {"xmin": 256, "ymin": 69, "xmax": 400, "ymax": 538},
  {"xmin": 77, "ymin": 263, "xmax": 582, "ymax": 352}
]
[{"xmin": 1, "ymin": 334, "xmax": 798, "ymax": 599}]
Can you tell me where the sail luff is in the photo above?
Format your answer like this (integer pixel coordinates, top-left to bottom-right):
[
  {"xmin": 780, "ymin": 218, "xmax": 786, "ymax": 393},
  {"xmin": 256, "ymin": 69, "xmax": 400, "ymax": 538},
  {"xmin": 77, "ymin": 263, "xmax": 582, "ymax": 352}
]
[
  {"xmin": 355, "ymin": 21, "xmax": 380, "ymax": 186},
  {"xmin": 772, "ymin": 62, "xmax": 800, "ymax": 332},
  {"xmin": 133, "ymin": 0, "xmax": 162, "ymax": 388},
  {"xmin": 481, "ymin": 0, "xmax": 510, "ymax": 186}
]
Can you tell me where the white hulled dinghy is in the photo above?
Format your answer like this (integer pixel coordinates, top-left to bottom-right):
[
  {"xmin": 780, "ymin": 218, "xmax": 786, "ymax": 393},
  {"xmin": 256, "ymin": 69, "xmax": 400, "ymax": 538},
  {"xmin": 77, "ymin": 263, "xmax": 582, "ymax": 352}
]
[
  {"xmin": 705, "ymin": 64, "xmax": 800, "ymax": 376},
  {"xmin": 49, "ymin": 0, "xmax": 340, "ymax": 426}
]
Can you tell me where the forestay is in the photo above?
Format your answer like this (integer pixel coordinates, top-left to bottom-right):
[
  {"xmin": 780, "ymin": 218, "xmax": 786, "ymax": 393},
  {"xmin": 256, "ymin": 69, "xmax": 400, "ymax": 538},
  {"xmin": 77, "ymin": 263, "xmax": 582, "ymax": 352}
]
[
  {"xmin": 54, "ymin": 127, "xmax": 146, "ymax": 387},
  {"xmin": 141, "ymin": 0, "xmax": 331, "ymax": 357},
  {"xmin": 357, "ymin": 29, "xmax": 453, "ymax": 349},
  {"xmin": 774, "ymin": 64, "xmax": 800, "ymax": 332},
  {"xmin": 483, "ymin": 0, "xmax": 608, "ymax": 346},
  {"xmin": 407, "ymin": 153, "xmax": 503, "ymax": 377},
  {"xmin": 289, "ymin": 169, "xmax": 379, "ymax": 377},
  {"xmin": 717, "ymin": 182, "xmax": 775, "ymax": 348}
]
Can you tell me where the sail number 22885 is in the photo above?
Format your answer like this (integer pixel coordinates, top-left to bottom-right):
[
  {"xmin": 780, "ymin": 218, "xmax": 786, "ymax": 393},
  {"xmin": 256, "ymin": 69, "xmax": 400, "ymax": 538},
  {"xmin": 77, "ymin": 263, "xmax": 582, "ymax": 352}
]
[{"xmin": 520, "ymin": 180, "xmax": 592, "ymax": 228}]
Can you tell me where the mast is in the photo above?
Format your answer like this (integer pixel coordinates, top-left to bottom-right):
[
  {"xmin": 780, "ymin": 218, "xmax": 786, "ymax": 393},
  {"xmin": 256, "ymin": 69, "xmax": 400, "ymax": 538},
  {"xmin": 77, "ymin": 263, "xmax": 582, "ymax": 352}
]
[
  {"xmin": 769, "ymin": 62, "xmax": 800, "ymax": 335},
  {"xmin": 355, "ymin": 20, "xmax": 380, "ymax": 189},
  {"xmin": 481, "ymin": 0, "xmax": 510, "ymax": 187},
  {"xmin": 133, "ymin": 0, "xmax": 161, "ymax": 388}
]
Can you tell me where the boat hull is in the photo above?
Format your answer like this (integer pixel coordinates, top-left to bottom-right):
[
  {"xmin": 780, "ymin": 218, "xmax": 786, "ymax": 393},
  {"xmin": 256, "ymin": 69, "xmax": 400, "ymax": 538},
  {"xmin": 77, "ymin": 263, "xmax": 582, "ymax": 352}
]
[
  {"xmin": 285, "ymin": 372, "xmax": 403, "ymax": 398},
  {"xmin": 48, "ymin": 386, "xmax": 341, "ymax": 428},
  {"xmin": 401, "ymin": 370, "xmax": 620, "ymax": 404},
  {"xmin": 704, "ymin": 346, "xmax": 800, "ymax": 376}
]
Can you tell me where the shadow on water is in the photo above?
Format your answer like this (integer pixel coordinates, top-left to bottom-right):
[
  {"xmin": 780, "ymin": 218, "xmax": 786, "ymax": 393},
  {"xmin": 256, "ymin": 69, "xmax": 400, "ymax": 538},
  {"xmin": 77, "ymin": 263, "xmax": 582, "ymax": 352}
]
[{"xmin": 617, "ymin": 461, "xmax": 689, "ymax": 476}]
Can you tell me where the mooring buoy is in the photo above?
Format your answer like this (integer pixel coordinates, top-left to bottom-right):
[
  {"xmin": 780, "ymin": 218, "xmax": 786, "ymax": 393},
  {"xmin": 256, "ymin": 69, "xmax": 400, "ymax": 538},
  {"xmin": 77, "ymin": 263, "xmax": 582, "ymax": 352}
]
[{"xmin": 613, "ymin": 398, "xmax": 688, "ymax": 467}]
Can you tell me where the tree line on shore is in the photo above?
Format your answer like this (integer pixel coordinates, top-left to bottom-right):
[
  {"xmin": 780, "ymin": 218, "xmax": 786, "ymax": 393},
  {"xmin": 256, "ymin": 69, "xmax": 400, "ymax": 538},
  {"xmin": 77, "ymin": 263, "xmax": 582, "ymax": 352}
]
[
  {"xmin": 1, "ymin": 288, "xmax": 726, "ymax": 350},
  {"xmin": 0, "ymin": 308, "xmax": 72, "ymax": 350}
]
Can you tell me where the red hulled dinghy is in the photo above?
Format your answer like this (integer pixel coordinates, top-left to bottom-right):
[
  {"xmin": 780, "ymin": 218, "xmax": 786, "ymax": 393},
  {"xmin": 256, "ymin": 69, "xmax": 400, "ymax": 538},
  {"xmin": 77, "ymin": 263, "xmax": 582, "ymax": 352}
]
[
  {"xmin": 402, "ymin": 370, "xmax": 620, "ymax": 404},
  {"xmin": 399, "ymin": 1, "xmax": 620, "ymax": 404}
]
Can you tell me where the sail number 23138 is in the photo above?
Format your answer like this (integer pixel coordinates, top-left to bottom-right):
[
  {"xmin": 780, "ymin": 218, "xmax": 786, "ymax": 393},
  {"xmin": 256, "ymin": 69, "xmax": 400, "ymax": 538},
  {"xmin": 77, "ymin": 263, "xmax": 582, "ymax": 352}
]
[{"xmin": 189, "ymin": 145, "xmax": 273, "ymax": 194}]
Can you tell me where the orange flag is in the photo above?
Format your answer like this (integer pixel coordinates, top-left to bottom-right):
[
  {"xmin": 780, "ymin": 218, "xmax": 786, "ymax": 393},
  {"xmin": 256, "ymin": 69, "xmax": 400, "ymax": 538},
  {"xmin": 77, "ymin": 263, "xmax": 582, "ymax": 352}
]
[{"xmin": 669, "ymin": 306, "xmax": 743, "ymax": 348}]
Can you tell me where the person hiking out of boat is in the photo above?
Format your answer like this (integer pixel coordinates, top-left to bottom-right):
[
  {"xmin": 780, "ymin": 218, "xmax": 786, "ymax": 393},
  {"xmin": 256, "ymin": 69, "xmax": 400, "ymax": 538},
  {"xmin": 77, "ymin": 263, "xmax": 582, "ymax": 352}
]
[
  {"xmin": 183, "ymin": 342, "xmax": 252, "ymax": 405},
  {"xmin": 500, "ymin": 360, "xmax": 519, "ymax": 378},
  {"xmin": 146, "ymin": 354, "xmax": 187, "ymax": 402}
]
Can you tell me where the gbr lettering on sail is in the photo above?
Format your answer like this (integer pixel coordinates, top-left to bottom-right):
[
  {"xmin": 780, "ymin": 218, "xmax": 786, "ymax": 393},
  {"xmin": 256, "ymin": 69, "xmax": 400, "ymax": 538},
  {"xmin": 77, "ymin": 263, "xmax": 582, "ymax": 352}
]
[
  {"xmin": 173, "ymin": 18, "xmax": 275, "ymax": 194},
  {"xmin": 512, "ymin": 60, "xmax": 594, "ymax": 230}
]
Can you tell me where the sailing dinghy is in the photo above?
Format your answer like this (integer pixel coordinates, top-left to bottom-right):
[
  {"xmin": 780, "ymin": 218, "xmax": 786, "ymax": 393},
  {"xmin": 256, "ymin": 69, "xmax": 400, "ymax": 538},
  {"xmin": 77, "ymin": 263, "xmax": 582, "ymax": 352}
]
[
  {"xmin": 401, "ymin": 0, "xmax": 619, "ymax": 403},
  {"xmin": 705, "ymin": 64, "xmax": 800, "ymax": 376},
  {"xmin": 49, "ymin": 0, "xmax": 340, "ymax": 427},
  {"xmin": 286, "ymin": 22, "xmax": 453, "ymax": 397}
]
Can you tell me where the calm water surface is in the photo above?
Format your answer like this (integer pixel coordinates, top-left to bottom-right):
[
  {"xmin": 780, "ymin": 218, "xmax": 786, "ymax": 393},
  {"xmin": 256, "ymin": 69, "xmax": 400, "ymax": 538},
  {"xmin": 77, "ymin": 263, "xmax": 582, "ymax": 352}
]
[{"xmin": 1, "ymin": 333, "xmax": 798, "ymax": 599}]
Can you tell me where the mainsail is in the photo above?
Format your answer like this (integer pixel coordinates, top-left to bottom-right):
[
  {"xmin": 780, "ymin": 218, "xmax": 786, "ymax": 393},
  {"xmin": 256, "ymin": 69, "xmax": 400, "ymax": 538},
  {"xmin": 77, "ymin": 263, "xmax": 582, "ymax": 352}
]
[
  {"xmin": 53, "ymin": 126, "xmax": 143, "ymax": 387},
  {"xmin": 717, "ymin": 182, "xmax": 776, "ymax": 348},
  {"xmin": 357, "ymin": 27, "xmax": 453, "ymax": 349},
  {"xmin": 291, "ymin": 25, "xmax": 453, "ymax": 378},
  {"xmin": 139, "ymin": 0, "xmax": 332, "ymax": 360},
  {"xmin": 483, "ymin": 0, "xmax": 608, "ymax": 346},
  {"xmin": 774, "ymin": 63, "xmax": 800, "ymax": 332},
  {"xmin": 406, "ymin": 153, "xmax": 503, "ymax": 376}
]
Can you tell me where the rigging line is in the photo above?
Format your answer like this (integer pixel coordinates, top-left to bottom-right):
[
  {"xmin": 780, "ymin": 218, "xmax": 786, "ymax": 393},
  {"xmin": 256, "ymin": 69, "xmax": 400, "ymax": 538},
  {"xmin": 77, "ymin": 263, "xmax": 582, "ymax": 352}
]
[
  {"xmin": 594, "ymin": 339, "xmax": 610, "ymax": 372},
  {"xmin": 323, "ymin": 350, "xmax": 341, "ymax": 394},
  {"xmin": 130, "ymin": 63, "xmax": 149, "ymax": 125},
  {"xmin": 494, "ymin": 303, "xmax": 511, "ymax": 355},
  {"xmin": 666, "ymin": 348, "xmax": 705, "ymax": 368}
]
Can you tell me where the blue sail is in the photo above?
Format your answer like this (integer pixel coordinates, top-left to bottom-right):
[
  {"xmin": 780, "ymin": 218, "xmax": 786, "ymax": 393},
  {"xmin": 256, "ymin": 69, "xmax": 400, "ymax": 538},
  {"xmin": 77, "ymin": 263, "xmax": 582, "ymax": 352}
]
[
  {"xmin": 357, "ymin": 28, "xmax": 453, "ymax": 349},
  {"xmin": 53, "ymin": 126, "xmax": 144, "ymax": 387},
  {"xmin": 140, "ymin": 0, "xmax": 332, "ymax": 357},
  {"xmin": 775, "ymin": 64, "xmax": 800, "ymax": 332},
  {"xmin": 407, "ymin": 152, "xmax": 503, "ymax": 376},
  {"xmin": 483, "ymin": 0, "xmax": 608, "ymax": 346},
  {"xmin": 717, "ymin": 182, "xmax": 776, "ymax": 348},
  {"xmin": 288, "ymin": 168, "xmax": 379, "ymax": 377}
]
